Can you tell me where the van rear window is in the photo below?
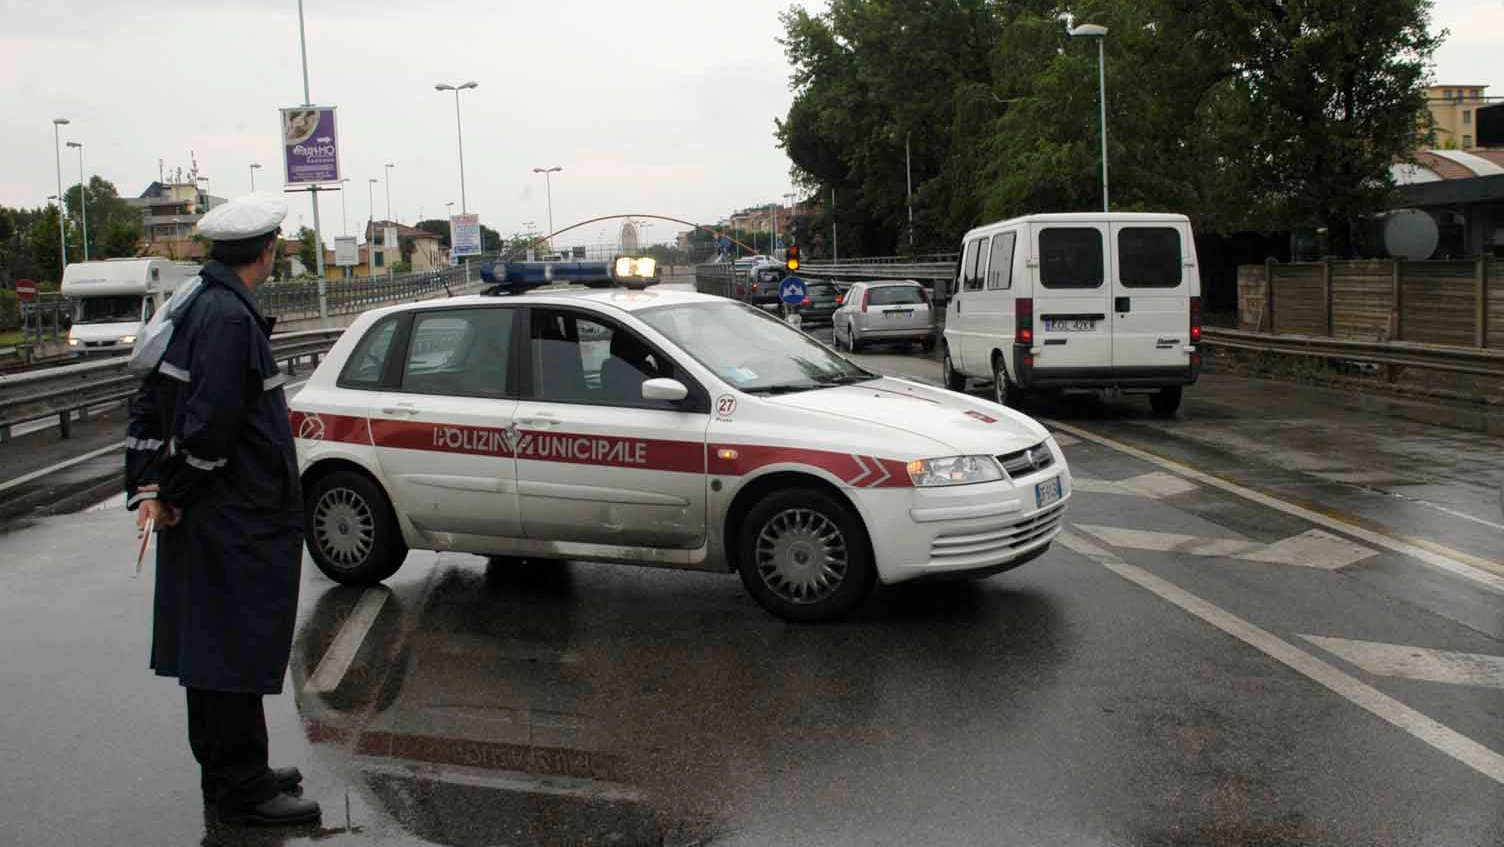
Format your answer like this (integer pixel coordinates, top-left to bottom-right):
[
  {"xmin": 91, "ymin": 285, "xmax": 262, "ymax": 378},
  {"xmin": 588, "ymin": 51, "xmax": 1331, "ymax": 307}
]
[
  {"xmin": 1119, "ymin": 227, "xmax": 1183, "ymax": 288},
  {"xmin": 1039, "ymin": 228, "xmax": 1104, "ymax": 289}
]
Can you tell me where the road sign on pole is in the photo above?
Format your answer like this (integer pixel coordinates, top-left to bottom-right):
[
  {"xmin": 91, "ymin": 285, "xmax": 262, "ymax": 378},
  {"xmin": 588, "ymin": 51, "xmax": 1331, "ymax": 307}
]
[{"xmin": 779, "ymin": 276, "xmax": 808, "ymax": 306}]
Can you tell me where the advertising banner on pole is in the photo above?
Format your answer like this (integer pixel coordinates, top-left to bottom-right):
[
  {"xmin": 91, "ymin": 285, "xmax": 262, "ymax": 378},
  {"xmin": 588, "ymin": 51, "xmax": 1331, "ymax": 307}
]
[
  {"xmin": 450, "ymin": 214, "xmax": 482, "ymax": 258},
  {"xmin": 334, "ymin": 236, "xmax": 358, "ymax": 267},
  {"xmin": 281, "ymin": 107, "xmax": 341, "ymax": 185}
]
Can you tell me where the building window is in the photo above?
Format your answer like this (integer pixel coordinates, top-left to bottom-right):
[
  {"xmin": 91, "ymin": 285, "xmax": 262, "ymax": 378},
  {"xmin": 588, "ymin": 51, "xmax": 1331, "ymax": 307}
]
[
  {"xmin": 1443, "ymin": 88, "xmax": 1453, "ymax": 99},
  {"xmin": 1463, "ymin": 135, "xmax": 1473, "ymax": 149},
  {"xmin": 1463, "ymin": 111, "xmax": 1472, "ymax": 125},
  {"xmin": 375, "ymin": 252, "xmax": 385, "ymax": 268}
]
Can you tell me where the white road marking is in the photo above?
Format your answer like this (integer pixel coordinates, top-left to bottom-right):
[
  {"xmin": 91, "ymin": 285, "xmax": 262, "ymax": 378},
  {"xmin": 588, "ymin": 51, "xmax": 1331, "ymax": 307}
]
[
  {"xmin": 1058, "ymin": 530, "xmax": 1504, "ymax": 787},
  {"xmin": 304, "ymin": 588, "xmax": 389, "ymax": 695},
  {"xmin": 1299, "ymin": 635, "xmax": 1504, "ymax": 690},
  {"xmin": 1042, "ymin": 418, "xmax": 1504, "ymax": 592},
  {"xmin": 1070, "ymin": 471, "xmax": 1199, "ymax": 500},
  {"xmin": 0, "ymin": 441, "xmax": 126, "ymax": 494},
  {"xmin": 1076, "ymin": 524, "xmax": 1378, "ymax": 570},
  {"xmin": 1050, "ymin": 431, "xmax": 1081, "ymax": 447}
]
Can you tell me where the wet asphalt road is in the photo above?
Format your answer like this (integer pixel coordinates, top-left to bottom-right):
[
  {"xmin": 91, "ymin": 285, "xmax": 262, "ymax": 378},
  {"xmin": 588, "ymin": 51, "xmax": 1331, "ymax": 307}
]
[{"xmin": 0, "ymin": 321, "xmax": 1501, "ymax": 845}]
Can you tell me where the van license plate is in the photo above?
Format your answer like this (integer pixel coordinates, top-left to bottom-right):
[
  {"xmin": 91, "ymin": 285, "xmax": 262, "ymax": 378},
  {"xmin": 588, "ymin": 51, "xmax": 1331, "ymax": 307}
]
[
  {"xmin": 1044, "ymin": 319, "xmax": 1095, "ymax": 332},
  {"xmin": 1036, "ymin": 477, "xmax": 1062, "ymax": 508}
]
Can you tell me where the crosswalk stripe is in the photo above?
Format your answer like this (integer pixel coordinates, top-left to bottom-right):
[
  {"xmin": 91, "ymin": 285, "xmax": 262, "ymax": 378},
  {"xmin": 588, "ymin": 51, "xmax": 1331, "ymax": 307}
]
[{"xmin": 1299, "ymin": 636, "xmax": 1504, "ymax": 690}]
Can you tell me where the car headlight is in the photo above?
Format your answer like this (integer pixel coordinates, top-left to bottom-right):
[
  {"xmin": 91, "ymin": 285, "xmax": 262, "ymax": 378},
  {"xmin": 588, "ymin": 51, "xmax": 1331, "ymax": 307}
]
[
  {"xmin": 905, "ymin": 455, "xmax": 1003, "ymax": 487},
  {"xmin": 119, "ymin": 335, "xmax": 136, "ymax": 344},
  {"xmin": 68, "ymin": 337, "xmax": 81, "ymax": 346}
]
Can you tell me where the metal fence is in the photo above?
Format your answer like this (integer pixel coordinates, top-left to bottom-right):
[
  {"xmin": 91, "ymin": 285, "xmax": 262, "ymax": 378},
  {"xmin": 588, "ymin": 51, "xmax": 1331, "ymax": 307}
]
[
  {"xmin": 20, "ymin": 297, "xmax": 72, "ymax": 344},
  {"xmin": 258, "ymin": 266, "xmax": 475, "ymax": 321}
]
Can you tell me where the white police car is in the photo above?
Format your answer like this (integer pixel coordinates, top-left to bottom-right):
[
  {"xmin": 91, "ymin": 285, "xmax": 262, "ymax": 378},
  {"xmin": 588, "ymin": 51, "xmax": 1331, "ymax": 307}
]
[{"xmin": 290, "ymin": 262, "xmax": 1071, "ymax": 622}]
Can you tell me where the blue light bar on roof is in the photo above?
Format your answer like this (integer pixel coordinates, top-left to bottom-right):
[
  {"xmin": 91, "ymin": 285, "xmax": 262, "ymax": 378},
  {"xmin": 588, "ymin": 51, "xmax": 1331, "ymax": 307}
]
[{"xmin": 480, "ymin": 261, "xmax": 614, "ymax": 287}]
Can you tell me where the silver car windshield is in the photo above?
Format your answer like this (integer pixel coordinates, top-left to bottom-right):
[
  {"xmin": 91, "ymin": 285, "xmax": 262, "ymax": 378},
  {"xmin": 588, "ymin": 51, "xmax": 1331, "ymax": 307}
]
[{"xmin": 638, "ymin": 300, "xmax": 875, "ymax": 394}]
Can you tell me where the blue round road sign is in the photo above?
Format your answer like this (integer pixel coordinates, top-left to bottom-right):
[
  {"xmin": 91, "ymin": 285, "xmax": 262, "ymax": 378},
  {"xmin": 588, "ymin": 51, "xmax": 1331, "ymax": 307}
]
[{"xmin": 779, "ymin": 276, "xmax": 808, "ymax": 305}]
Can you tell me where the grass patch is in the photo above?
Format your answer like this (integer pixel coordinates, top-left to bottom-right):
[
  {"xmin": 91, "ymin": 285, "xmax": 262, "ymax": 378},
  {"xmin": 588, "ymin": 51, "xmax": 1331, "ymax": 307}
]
[{"xmin": 0, "ymin": 330, "xmax": 22, "ymax": 347}]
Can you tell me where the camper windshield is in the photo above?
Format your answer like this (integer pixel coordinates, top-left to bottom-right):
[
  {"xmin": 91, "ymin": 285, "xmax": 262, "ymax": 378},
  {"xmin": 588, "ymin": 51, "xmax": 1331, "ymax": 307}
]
[{"xmin": 76, "ymin": 296, "xmax": 143, "ymax": 324}]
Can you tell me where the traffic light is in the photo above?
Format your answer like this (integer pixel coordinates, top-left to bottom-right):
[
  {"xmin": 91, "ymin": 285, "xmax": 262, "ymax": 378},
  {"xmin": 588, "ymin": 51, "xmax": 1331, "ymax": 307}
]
[{"xmin": 785, "ymin": 244, "xmax": 800, "ymax": 272}]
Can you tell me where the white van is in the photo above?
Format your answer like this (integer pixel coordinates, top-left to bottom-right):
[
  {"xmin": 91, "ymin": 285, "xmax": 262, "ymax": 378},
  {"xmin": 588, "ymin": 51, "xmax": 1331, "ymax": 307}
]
[
  {"xmin": 62, "ymin": 259, "xmax": 198, "ymax": 356},
  {"xmin": 940, "ymin": 212, "xmax": 1202, "ymax": 416}
]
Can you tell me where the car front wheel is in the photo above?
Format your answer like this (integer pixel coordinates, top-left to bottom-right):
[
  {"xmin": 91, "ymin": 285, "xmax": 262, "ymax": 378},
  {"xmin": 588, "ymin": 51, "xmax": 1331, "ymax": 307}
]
[
  {"xmin": 736, "ymin": 488, "xmax": 875, "ymax": 623},
  {"xmin": 306, "ymin": 470, "xmax": 408, "ymax": 585}
]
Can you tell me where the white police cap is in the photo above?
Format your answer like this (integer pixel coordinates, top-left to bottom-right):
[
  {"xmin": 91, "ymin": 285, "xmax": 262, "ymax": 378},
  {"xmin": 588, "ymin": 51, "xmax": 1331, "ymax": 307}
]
[{"xmin": 197, "ymin": 194, "xmax": 288, "ymax": 241}]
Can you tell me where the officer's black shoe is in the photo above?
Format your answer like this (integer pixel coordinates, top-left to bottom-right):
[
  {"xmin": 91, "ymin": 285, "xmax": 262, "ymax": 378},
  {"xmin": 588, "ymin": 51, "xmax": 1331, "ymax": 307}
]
[
  {"xmin": 219, "ymin": 792, "xmax": 321, "ymax": 826},
  {"xmin": 203, "ymin": 767, "xmax": 304, "ymax": 802}
]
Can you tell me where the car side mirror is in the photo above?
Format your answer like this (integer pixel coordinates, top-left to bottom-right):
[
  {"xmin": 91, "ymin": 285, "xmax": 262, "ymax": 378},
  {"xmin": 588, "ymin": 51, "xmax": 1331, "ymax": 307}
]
[{"xmin": 642, "ymin": 378, "xmax": 689, "ymax": 402}]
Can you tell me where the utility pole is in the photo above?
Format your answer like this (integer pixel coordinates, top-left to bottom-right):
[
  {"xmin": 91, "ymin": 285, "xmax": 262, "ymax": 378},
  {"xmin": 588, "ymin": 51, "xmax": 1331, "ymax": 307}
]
[{"xmin": 296, "ymin": 0, "xmax": 329, "ymax": 317}]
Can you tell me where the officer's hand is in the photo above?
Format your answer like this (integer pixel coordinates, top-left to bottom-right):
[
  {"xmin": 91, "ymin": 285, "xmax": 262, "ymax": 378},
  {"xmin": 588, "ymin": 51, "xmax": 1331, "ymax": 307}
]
[{"xmin": 135, "ymin": 487, "xmax": 182, "ymax": 531}]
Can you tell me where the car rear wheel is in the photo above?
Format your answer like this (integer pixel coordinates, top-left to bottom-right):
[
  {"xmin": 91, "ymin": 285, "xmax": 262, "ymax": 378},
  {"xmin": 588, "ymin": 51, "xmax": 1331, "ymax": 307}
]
[
  {"xmin": 921, "ymin": 335, "xmax": 936, "ymax": 354},
  {"xmin": 736, "ymin": 488, "xmax": 875, "ymax": 623},
  {"xmin": 1150, "ymin": 386, "xmax": 1183, "ymax": 418},
  {"xmin": 306, "ymin": 470, "xmax": 408, "ymax": 585},
  {"xmin": 942, "ymin": 346, "xmax": 966, "ymax": 391},
  {"xmin": 993, "ymin": 355, "xmax": 1026, "ymax": 409},
  {"xmin": 847, "ymin": 327, "xmax": 864, "ymax": 353}
]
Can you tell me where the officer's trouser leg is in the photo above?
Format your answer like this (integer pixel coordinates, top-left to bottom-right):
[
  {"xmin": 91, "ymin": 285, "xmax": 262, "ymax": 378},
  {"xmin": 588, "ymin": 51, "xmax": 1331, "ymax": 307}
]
[{"xmin": 185, "ymin": 687, "xmax": 278, "ymax": 812}]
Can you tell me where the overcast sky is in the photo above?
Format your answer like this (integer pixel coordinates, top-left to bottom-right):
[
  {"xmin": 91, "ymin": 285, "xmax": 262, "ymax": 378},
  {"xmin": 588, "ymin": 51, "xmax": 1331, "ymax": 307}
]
[{"xmin": 2, "ymin": 0, "xmax": 1499, "ymax": 250}]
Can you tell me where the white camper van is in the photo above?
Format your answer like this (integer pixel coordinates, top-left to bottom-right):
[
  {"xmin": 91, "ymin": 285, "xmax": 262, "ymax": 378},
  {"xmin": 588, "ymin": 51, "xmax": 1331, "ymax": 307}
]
[
  {"xmin": 62, "ymin": 258, "xmax": 198, "ymax": 356},
  {"xmin": 941, "ymin": 212, "xmax": 1202, "ymax": 417}
]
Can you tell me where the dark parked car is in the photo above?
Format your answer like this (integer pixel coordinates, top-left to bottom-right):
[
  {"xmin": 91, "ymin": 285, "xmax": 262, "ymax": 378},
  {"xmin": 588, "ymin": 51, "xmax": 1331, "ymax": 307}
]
[{"xmin": 795, "ymin": 280, "xmax": 842, "ymax": 325}]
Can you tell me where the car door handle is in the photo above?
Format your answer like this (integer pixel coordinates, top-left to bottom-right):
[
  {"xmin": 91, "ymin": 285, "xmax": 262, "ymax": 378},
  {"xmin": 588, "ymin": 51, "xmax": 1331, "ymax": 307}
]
[
  {"xmin": 516, "ymin": 414, "xmax": 560, "ymax": 428},
  {"xmin": 1115, "ymin": 296, "xmax": 1131, "ymax": 313},
  {"xmin": 380, "ymin": 403, "xmax": 419, "ymax": 416}
]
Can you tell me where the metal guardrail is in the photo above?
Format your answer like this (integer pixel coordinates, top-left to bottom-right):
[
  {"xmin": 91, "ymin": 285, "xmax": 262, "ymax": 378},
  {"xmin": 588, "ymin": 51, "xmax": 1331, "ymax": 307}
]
[
  {"xmin": 0, "ymin": 328, "xmax": 346, "ymax": 442},
  {"xmin": 1201, "ymin": 328, "xmax": 1504, "ymax": 379},
  {"xmin": 258, "ymin": 266, "xmax": 473, "ymax": 320}
]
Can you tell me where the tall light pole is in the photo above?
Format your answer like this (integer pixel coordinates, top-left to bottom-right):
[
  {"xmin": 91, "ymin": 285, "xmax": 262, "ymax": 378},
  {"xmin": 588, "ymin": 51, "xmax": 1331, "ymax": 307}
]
[
  {"xmin": 249, "ymin": 162, "xmax": 262, "ymax": 191},
  {"xmin": 831, "ymin": 187, "xmax": 838, "ymax": 262},
  {"xmin": 367, "ymin": 177, "xmax": 378, "ymax": 277},
  {"xmin": 52, "ymin": 118, "xmax": 69, "ymax": 273},
  {"xmin": 384, "ymin": 162, "xmax": 395, "ymax": 223},
  {"xmin": 904, "ymin": 131, "xmax": 913, "ymax": 253},
  {"xmin": 531, "ymin": 167, "xmax": 562, "ymax": 251},
  {"xmin": 339, "ymin": 178, "xmax": 350, "ymax": 235},
  {"xmin": 296, "ymin": 0, "xmax": 329, "ymax": 316},
  {"xmin": 1070, "ymin": 23, "xmax": 1110, "ymax": 212},
  {"xmin": 435, "ymin": 82, "xmax": 478, "ymax": 213},
  {"xmin": 66, "ymin": 141, "xmax": 89, "ymax": 261}
]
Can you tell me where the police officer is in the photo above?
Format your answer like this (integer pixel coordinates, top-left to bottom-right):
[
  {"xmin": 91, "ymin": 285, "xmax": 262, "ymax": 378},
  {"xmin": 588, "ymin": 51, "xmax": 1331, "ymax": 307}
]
[{"xmin": 125, "ymin": 195, "xmax": 319, "ymax": 826}]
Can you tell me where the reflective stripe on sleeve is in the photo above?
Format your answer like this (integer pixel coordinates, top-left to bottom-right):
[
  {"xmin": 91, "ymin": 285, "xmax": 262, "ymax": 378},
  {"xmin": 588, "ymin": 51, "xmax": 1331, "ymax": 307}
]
[
  {"xmin": 127, "ymin": 490, "xmax": 158, "ymax": 508},
  {"xmin": 183, "ymin": 452, "xmax": 228, "ymax": 472},
  {"xmin": 125, "ymin": 436, "xmax": 164, "ymax": 452},
  {"xmin": 158, "ymin": 362, "xmax": 192, "ymax": 382}
]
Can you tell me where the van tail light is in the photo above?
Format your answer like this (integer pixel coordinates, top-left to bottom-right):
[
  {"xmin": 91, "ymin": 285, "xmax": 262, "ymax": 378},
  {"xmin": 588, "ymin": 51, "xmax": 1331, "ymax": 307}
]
[
  {"xmin": 1015, "ymin": 298, "xmax": 1034, "ymax": 344},
  {"xmin": 861, "ymin": 288, "xmax": 872, "ymax": 312},
  {"xmin": 835, "ymin": 295, "xmax": 844, "ymax": 305},
  {"xmin": 1190, "ymin": 296, "xmax": 1202, "ymax": 343},
  {"xmin": 801, "ymin": 297, "xmax": 812, "ymax": 306}
]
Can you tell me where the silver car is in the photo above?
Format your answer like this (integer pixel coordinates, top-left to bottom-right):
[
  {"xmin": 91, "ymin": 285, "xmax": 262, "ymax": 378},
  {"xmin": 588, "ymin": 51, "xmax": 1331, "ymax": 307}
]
[{"xmin": 832, "ymin": 281, "xmax": 937, "ymax": 353}]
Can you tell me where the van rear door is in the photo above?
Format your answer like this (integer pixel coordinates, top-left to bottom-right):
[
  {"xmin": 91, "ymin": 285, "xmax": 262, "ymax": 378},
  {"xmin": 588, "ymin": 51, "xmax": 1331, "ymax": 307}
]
[
  {"xmin": 1109, "ymin": 222, "xmax": 1192, "ymax": 371},
  {"xmin": 1030, "ymin": 222, "xmax": 1112, "ymax": 373}
]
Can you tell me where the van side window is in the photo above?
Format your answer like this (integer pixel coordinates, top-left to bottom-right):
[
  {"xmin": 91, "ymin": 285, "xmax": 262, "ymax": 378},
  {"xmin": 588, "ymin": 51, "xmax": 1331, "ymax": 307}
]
[
  {"xmin": 964, "ymin": 237, "xmax": 988, "ymax": 291},
  {"xmin": 1118, "ymin": 227, "xmax": 1183, "ymax": 288},
  {"xmin": 986, "ymin": 232, "xmax": 1016, "ymax": 290},
  {"xmin": 958, "ymin": 239, "xmax": 978, "ymax": 292},
  {"xmin": 1039, "ymin": 228, "xmax": 1104, "ymax": 289}
]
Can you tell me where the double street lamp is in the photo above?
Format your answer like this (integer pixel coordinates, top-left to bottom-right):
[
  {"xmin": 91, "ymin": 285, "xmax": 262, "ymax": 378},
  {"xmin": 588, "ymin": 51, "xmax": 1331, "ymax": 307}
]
[
  {"xmin": 435, "ymin": 81, "xmax": 478, "ymax": 213},
  {"xmin": 1069, "ymin": 23, "xmax": 1110, "ymax": 212},
  {"xmin": 66, "ymin": 141, "xmax": 88, "ymax": 261},
  {"xmin": 532, "ymin": 167, "xmax": 562, "ymax": 251}
]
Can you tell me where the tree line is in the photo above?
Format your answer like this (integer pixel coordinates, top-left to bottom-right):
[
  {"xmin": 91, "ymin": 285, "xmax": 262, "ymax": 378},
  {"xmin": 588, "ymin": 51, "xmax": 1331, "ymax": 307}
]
[
  {"xmin": 0, "ymin": 177, "xmax": 144, "ymax": 289},
  {"xmin": 777, "ymin": 0, "xmax": 1442, "ymax": 258}
]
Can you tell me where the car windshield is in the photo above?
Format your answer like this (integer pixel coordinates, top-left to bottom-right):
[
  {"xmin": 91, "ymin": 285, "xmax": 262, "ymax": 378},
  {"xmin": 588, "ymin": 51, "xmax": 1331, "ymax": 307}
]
[
  {"xmin": 638, "ymin": 300, "xmax": 875, "ymax": 394},
  {"xmin": 75, "ymin": 295, "xmax": 143, "ymax": 324},
  {"xmin": 866, "ymin": 285, "xmax": 925, "ymax": 305}
]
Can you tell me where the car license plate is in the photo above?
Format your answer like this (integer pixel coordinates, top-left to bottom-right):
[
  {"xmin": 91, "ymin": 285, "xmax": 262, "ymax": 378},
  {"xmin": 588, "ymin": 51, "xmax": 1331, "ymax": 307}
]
[
  {"xmin": 887, "ymin": 310, "xmax": 914, "ymax": 319},
  {"xmin": 1044, "ymin": 319, "xmax": 1095, "ymax": 332},
  {"xmin": 1036, "ymin": 477, "xmax": 1062, "ymax": 508}
]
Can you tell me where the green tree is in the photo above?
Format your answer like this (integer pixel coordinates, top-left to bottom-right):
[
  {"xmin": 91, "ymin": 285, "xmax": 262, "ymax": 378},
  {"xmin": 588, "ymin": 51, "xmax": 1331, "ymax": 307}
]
[
  {"xmin": 63, "ymin": 177, "xmax": 143, "ymax": 260},
  {"xmin": 296, "ymin": 227, "xmax": 319, "ymax": 276},
  {"xmin": 414, "ymin": 219, "xmax": 451, "ymax": 248}
]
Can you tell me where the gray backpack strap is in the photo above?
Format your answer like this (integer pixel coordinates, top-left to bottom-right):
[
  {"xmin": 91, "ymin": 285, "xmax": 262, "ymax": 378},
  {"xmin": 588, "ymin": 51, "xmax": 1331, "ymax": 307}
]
[{"xmin": 126, "ymin": 275, "xmax": 207, "ymax": 379}]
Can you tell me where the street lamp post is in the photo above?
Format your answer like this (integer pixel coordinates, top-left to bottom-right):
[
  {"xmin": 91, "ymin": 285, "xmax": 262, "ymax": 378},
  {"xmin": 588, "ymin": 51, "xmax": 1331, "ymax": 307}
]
[
  {"xmin": 435, "ymin": 82, "xmax": 478, "ymax": 213},
  {"xmin": 384, "ymin": 162, "xmax": 395, "ymax": 223},
  {"xmin": 1070, "ymin": 23, "xmax": 1110, "ymax": 212},
  {"xmin": 338, "ymin": 178, "xmax": 350, "ymax": 236},
  {"xmin": 66, "ymin": 141, "xmax": 88, "ymax": 261},
  {"xmin": 367, "ymin": 177, "xmax": 378, "ymax": 277},
  {"xmin": 249, "ymin": 162, "xmax": 262, "ymax": 191},
  {"xmin": 531, "ymin": 167, "xmax": 562, "ymax": 252},
  {"xmin": 52, "ymin": 118, "xmax": 69, "ymax": 273},
  {"xmin": 295, "ymin": 0, "xmax": 329, "ymax": 317},
  {"xmin": 905, "ymin": 131, "xmax": 913, "ymax": 253}
]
